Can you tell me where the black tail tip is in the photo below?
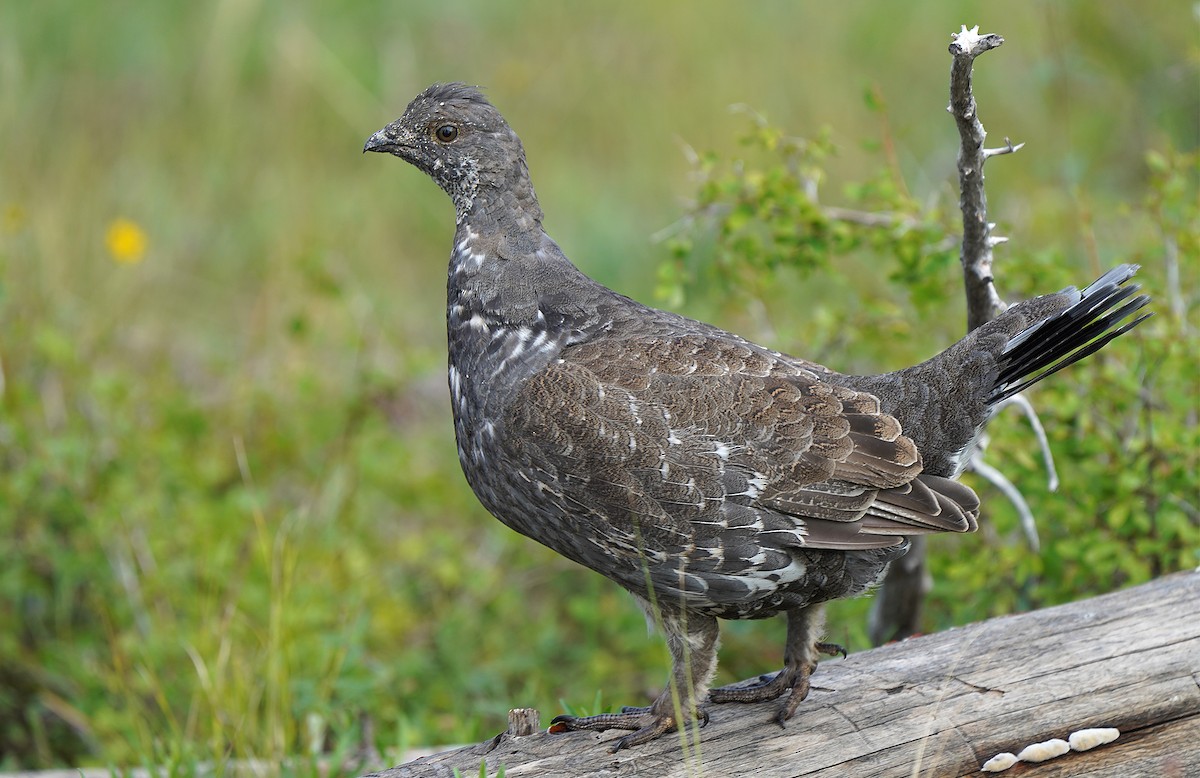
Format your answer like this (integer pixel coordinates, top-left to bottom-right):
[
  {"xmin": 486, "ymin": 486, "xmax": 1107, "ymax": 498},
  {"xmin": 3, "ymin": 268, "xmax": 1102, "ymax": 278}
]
[{"xmin": 991, "ymin": 264, "xmax": 1151, "ymax": 403}]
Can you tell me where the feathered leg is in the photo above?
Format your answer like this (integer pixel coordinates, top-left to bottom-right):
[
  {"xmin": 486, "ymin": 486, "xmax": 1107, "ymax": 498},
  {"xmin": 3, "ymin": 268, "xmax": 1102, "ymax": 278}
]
[
  {"xmin": 552, "ymin": 608, "xmax": 719, "ymax": 751},
  {"xmin": 708, "ymin": 605, "xmax": 843, "ymax": 725}
]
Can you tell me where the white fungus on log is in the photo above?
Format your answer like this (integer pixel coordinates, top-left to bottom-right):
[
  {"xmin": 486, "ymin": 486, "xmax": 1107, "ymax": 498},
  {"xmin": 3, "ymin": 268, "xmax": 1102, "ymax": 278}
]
[
  {"xmin": 985, "ymin": 726, "xmax": 1120, "ymax": 770},
  {"xmin": 979, "ymin": 752, "xmax": 1019, "ymax": 772},
  {"xmin": 1017, "ymin": 738, "xmax": 1071, "ymax": 762},
  {"xmin": 1069, "ymin": 727, "xmax": 1120, "ymax": 751}
]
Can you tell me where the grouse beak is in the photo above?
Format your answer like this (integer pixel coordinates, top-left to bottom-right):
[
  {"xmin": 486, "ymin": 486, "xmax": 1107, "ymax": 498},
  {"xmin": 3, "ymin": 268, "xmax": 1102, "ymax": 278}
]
[{"xmin": 363, "ymin": 127, "xmax": 402, "ymax": 155}]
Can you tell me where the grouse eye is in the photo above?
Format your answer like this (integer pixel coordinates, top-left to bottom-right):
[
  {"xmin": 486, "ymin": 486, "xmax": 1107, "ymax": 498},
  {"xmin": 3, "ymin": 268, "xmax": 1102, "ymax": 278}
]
[{"xmin": 435, "ymin": 124, "xmax": 459, "ymax": 143}]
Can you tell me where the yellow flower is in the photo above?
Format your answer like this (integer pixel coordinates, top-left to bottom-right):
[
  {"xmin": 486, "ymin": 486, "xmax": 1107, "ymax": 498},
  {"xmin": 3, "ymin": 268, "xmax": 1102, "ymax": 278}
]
[{"xmin": 106, "ymin": 218, "xmax": 148, "ymax": 264}]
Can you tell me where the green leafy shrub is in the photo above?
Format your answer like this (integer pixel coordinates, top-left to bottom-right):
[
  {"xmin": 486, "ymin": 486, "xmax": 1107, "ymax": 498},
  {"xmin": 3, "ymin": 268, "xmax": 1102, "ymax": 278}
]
[
  {"xmin": 1, "ymin": 4, "xmax": 1194, "ymax": 772},
  {"xmin": 663, "ymin": 117, "xmax": 1199, "ymax": 649}
]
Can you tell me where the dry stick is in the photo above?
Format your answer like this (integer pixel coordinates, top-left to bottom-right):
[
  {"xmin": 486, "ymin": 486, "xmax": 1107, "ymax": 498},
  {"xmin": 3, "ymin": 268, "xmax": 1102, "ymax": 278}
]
[
  {"xmin": 870, "ymin": 26, "xmax": 1021, "ymax": 647},
  {"xmin": 948, "ymin": 25, "xmax": 1010, "ymax": 331},
  {"xmin": 909, "ymin": 27, "xmax": 1015, "ymax": 776},
  {"xmin": 949, "ymin": 26, "xmax": 1056, "ymax": 546},
  {"xmin": 507, "ymin": 708, "xmax": 540, "ymax": 737}
]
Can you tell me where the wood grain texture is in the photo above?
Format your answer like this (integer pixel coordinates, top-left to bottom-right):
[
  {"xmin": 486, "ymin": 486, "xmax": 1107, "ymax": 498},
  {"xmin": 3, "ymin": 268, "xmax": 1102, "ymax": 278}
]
[{"xmin": 369, "ymin": 571, "xmax": 1200, "ymax": 778}]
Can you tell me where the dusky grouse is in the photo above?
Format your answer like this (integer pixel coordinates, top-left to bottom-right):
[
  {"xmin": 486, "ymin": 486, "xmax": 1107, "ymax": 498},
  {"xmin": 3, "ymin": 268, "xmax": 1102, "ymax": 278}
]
[{"xmin": 364, "ymin": 83, "xmax": 1150, "ymax": 751}]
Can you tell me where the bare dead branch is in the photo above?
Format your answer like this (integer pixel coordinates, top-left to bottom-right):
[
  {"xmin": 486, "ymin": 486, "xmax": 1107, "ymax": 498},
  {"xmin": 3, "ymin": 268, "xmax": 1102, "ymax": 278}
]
[
  {"xmin": 984, "ymin": 137, "xmax": 1026, "ymax": 159},
  {"xmin": 875, "ymin": 25, "xmax": 1041, "ymax": 644},
  {"xmin": 948, "ymin": 24, "xmax": 1010, "ymax": 332},
  {"xmin": 1163, "ymin": 233, "xmax": 1189, "ymax": 335},
  {"xmin": 969, "ymin": 446, "xmax": 1042, "ymax": 552},
  {"xmin": 1002, "ymin": 394, "xmax": 1060, "ymax": 492},
  {"xmin": 819, "ymin": 205, "xmax": 898, "ymax": 227},
  {"xmin": 867, "ymin": 535, "xmax": 929, "ymax": 645}
]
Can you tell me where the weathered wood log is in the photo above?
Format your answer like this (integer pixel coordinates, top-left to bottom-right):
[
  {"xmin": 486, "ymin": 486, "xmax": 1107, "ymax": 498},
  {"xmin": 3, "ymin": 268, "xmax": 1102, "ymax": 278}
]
[{"xmin": 369, "ymin": 571, "xmax": 1199, "ymax": 777}]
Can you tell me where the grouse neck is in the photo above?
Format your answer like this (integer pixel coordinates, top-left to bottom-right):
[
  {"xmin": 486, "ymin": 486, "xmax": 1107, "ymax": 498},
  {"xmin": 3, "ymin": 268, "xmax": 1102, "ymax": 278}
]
[
  {"xmin": 453, "ymin": 148, "xmax": 545, "ymax": 228},
  {"xmin": 449, "ymin": 174, "xmax": 569, "ymax": 304}
]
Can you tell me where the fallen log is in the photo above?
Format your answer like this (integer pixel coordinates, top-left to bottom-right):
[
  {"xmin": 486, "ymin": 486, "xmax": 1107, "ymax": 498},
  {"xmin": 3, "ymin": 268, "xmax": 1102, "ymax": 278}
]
[{"xmin": 369, "ymin": 570, "xmax": 1199, "ymax": 777}]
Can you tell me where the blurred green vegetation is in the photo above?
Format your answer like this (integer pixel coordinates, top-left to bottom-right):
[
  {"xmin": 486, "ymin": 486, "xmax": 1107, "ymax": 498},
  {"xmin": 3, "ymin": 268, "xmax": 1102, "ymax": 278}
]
[{"xmin": 0, "ymin": 1, "xmax": 1196, "ymax": 773}]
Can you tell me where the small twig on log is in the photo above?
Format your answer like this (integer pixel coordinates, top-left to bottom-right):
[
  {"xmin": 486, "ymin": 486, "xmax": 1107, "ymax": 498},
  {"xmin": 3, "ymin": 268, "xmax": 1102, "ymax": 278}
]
[
  {"xmin": 481, "ymin": 707, "xmax": 543, "ymax": 755},
  {"xmin": 508, "ymin": 708, "xmax": 541, "ymax": 737}
]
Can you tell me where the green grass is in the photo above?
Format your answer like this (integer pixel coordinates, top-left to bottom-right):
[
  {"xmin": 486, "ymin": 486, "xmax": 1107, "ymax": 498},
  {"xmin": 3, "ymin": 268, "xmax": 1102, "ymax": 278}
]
[{"xmin": 0, "ymin": 1, "xmax": 1196, "ymax": 773}]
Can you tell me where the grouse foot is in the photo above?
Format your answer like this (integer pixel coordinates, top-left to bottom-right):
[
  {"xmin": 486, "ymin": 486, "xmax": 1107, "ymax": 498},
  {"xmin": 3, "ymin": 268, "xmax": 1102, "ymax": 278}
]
[
  {"xmin": 709, "ymin": 635, "xmax": 846, "ymax": 725},
  {"xmin": 550, "ymin": 611, "xmax": 721, "ymax": 750},
  {"xmin": 550, "ymin": 706, "xmax": 708, "ymax": 752}
]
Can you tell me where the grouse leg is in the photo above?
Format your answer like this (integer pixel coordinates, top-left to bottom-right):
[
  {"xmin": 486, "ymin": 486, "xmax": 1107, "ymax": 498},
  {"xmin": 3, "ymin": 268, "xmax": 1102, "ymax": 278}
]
[
  {"xmin": 708, "ymin": 604, "xmax": 841, "ymax": 725},
  {"xmin": 551, "ymin": 609, "xmax": 719, "ymax": 752}
]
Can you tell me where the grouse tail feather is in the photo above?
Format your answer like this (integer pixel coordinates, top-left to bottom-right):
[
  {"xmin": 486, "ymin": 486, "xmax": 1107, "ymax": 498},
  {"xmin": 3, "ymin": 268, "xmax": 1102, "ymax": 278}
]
[{"xmin": 991, "ymin": 264, "xmax": 1151, "ymax": 403}]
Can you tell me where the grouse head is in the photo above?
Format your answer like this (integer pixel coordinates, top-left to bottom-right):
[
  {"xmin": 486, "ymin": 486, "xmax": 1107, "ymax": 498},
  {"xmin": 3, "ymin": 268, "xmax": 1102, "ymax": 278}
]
[{"xmin": 365, "ymin": 83, "xmax": 539, "ymax": 224}]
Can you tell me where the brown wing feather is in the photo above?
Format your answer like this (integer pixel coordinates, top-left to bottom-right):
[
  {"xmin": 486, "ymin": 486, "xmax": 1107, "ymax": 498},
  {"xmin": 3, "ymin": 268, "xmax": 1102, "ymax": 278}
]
[{"xmin": 506, "ymin": 333, "xmax": 978, "ymax": 562}]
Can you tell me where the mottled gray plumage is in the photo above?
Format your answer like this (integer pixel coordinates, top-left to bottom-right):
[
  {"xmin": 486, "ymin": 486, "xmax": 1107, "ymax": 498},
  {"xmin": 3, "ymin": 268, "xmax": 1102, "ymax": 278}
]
[{"xmin": 364, "ymin": 83, "xmax": 1150, "ymax": 750}]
